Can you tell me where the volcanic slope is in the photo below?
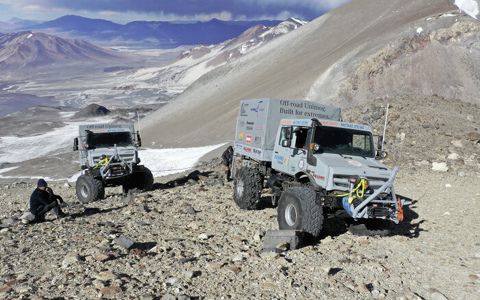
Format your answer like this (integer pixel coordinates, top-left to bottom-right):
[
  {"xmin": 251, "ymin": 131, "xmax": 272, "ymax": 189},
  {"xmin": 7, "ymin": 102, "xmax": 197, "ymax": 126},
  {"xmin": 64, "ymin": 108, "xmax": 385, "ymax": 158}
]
[
  {"xmin": 140, "ymin": 0, "xmax": 479, "ymax": 149},
  {"xmin": 0, "ymin": 31, "xmax": 131, "ymax": 71}
]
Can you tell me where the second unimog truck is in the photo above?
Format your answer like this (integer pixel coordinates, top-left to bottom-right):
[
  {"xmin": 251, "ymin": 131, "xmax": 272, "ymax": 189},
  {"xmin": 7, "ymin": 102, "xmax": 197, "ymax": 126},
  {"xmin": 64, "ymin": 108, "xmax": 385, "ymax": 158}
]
[
  {"xmin": 233, "ymin": 98, "xmax": 407, "ymax": 237},
  {"xmin": 73, "ymin": 123, "xmax": 153, "ymax": 203}
]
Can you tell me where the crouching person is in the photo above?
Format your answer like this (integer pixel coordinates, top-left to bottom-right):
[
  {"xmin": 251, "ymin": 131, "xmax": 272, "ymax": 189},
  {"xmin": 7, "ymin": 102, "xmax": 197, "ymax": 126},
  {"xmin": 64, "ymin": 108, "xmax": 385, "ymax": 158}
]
[{"xmin": 30, "ymin": 179, "xmax": 69, "ymax": 222}]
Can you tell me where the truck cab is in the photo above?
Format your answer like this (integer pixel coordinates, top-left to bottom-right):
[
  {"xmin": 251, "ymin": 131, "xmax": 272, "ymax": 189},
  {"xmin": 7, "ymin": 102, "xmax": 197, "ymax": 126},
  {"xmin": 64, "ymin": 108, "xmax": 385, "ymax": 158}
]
[
  {"xmin": 272, "ymin": 118, "xmax": 392, "ymax": 193},
  {"xmin": 73, "ymin": 123, "xmax": 153, "ymax": 203}
]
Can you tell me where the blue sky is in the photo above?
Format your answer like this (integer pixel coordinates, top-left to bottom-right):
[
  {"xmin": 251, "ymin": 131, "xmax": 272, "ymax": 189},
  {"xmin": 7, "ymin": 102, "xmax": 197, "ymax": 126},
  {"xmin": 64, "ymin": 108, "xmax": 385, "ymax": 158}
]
[{"xmin": 0, "ymin": 0, "xmax": 351, "ymax": 23}]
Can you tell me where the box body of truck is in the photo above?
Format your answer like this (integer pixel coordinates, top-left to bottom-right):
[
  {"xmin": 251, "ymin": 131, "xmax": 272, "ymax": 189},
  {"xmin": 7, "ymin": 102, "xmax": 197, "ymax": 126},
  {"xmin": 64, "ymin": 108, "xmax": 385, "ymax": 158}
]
[{"xmin": 234, "ymin": 98, "xmax": 341, "ymax": 161}]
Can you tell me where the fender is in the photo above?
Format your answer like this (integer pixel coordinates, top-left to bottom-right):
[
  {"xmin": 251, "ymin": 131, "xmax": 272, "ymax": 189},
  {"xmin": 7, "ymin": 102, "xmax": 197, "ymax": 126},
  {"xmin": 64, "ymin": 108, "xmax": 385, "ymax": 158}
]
[{"xmin": 295, "ymin": 171, "xmax": 315, "ymax": 184}]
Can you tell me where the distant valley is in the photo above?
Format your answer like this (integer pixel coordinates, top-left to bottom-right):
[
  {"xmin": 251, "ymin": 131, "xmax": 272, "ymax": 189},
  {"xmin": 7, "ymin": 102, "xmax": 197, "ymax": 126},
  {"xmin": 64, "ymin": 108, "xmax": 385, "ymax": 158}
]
[{"xmin": 0, "ymin": 18, "xmax": 306, "ymax": 119}]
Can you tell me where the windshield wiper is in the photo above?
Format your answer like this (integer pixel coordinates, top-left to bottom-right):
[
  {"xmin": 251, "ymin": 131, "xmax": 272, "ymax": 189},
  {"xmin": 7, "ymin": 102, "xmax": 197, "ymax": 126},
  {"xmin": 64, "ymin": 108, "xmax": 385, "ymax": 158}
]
[
  {"xmin": 324, "ymin": 146, "xmax": 344, "ymax": 157},
  {"xmin": 350, "ymin": 148, "xmax": 367, "ymax": 159}
]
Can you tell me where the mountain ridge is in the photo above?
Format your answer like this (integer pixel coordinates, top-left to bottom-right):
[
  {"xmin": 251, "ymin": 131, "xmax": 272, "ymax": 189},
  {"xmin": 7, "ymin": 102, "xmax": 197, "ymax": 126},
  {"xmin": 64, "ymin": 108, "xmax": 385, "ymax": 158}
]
[{"xmin": 20, "ymin": 15, "xmax": 286, "ymax": 48}]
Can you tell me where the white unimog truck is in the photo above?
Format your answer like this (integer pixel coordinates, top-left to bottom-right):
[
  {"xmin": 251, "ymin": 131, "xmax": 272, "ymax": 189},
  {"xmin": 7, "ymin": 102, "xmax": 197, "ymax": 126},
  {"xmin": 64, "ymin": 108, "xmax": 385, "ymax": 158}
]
[
  {"xmin": 233, "ymin": 98, "xmax": 407, "ymax": 237},
  {"xmin": 73, "ymin": 123, "xmax": 153, "ymax": 203}
]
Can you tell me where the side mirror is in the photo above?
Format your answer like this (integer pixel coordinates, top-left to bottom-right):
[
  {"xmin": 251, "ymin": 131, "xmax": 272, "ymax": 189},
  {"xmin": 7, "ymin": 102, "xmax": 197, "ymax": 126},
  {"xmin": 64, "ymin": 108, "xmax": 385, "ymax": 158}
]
[
  {"xmin": 282, "ymin": 140, "xmax": 291, "ymax": 148},
  {"xmin": 376, "ymin": 150, "xmax": 388, "ymax": 160},
  {"xmin": 136, "ymin": 131, "xmax": 142, "ymax": 147},
  {"xmin": 377, "ymin": 136, "xmax": 384, "ymax": 150},
  {"xmin": 285, "ymin": 127, "xmax": 292, "ymax": 139},
  {"xmin": 73, "ymin": 138, "xmax": 78, "ymax": 151}
]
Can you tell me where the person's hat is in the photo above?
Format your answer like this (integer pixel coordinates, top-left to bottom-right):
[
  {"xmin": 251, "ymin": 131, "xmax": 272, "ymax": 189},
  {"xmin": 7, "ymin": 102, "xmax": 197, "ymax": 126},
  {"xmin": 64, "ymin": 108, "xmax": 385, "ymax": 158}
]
[{"xmin": 37, "ymin": 179, "xmax": 48, "ymax": 188}]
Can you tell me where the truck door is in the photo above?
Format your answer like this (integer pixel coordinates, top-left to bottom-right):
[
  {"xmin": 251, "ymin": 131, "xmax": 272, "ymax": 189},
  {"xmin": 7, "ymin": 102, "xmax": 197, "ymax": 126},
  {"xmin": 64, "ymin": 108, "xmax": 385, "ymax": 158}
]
[
  {"xmin": 272, "ymin": 126, "xmax": 292, "ymax": 174},
  {"xmin": 288, "ymin": 127, "xmax": 309, "ymax": 175}
]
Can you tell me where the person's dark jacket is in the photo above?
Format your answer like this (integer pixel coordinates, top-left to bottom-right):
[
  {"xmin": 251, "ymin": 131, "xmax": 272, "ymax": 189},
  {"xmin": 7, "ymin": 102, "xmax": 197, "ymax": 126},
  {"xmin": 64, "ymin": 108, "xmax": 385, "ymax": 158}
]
[
  {"xmin": 30, "ymin": 187, "xmax": 63, "ymax": 215},
  {"xmin": 222, "ymin": 148, "xmax": 233, "ymax": 166}
]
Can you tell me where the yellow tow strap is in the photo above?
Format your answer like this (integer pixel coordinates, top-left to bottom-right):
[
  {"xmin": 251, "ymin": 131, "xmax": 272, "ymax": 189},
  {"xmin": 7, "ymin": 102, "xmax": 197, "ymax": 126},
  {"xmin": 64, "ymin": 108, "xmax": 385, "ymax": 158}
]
[
  {"xmin": 338, "ymin": 179, "xmax": 368, "ymax": 198},
  {"xmin": 94, "ymin": 157, "xmax": 109, "ymax": 169}
]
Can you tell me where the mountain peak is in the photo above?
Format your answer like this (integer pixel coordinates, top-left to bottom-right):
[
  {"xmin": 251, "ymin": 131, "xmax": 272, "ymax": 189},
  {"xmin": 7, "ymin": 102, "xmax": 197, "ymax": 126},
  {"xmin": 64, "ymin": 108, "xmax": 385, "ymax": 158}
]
[{"xmin": 0, "ymin": 31, "xmax": 130, "ymax": 72}]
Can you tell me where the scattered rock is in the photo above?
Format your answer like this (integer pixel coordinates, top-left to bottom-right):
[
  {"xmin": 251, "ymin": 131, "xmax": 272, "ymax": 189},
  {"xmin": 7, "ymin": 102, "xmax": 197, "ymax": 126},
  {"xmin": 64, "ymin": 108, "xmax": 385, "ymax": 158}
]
[
  {"xmin": 428, "ymin": 288, "xmax": 449, "ymax": 300},
  {"xmin": 432, "ymin": 162, "xmax": 449, "ymax": 172},
  {"xmin": 451, "ymin": 140, "xmax": 463, "ymax": 148},
  {"xmin": 447, "ymin": 153, "xmax": 459, "ymax": 160},
  {"xmin": 467, "ymin": 132, "xmax": 480, "ymax": 141},
  {"xmin": 20, "ymin": 212, "xmax": 35, "ymax": 224},
  {"xmin": 93, "ymin": 253, "xmax": 112, "ymax": 262},
  {"xmin": 62, "ymin": 253, "xmax": 82, "ymax": 268},
  {"xmin": 100, "ymin": 285, "xmax": 122, "ymax": 295},
  {"xmin": 115, "ymin": 235, "xmax": 135, "ymax": 249},
  {"xmin": 96, "ymin": 271, "xmax": 118, "ymax": 281},
  {"xmin": 198, "ymin": 233, "xmax": 209, "ymax": 240}
]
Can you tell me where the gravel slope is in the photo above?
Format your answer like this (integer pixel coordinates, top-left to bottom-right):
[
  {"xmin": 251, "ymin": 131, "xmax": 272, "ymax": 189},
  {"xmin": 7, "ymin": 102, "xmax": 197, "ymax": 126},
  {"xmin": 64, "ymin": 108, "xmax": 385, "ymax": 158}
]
[
  {"xmin": 0, "ymin": 161, "xmax": 478, "ymax": 299},
  {"xmin": 0, "ymin": 94, "xmax": 478, "ymax": 299}
]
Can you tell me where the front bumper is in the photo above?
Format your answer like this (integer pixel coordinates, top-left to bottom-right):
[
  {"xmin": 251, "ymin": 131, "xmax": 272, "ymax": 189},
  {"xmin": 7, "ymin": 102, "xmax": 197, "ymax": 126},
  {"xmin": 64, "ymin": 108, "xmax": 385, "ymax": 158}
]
[{"xmin": 343, "ymin": 167, "xmax": 410, "ymax": 223}]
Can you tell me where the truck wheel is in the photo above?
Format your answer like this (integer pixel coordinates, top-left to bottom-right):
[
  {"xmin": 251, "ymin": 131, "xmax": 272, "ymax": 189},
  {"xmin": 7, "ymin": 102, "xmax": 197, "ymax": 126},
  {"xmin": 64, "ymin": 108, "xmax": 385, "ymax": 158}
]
[
  {"xmin": 277, "ymin": 187, "xmax": 323, "ymax": 238},
  {"xmin": 134, "ymin": 166, "xmax": 154, "ymax": 191},
  {"xmin": 234, "ymin": 167, "xmax": 263, "ymax": 210},
  {"xmin": 76, "ymin": 175, "xmax": 105, "ymax": 203}
]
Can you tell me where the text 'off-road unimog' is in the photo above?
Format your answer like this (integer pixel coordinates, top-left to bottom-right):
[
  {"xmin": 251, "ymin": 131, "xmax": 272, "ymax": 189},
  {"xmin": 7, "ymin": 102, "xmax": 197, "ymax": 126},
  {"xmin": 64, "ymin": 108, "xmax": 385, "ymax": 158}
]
[
  {"xmin": 73, "ymin": 123, "xmax": 153, "ymax": 203},
  {"xmin": 233, "ymin": 98, "xmax": 408, "ymax": 237}
]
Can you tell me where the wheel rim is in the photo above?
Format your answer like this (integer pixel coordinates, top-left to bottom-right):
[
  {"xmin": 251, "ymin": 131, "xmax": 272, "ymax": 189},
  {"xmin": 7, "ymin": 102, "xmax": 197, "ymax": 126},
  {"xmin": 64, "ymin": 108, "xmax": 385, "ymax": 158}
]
[
  {"xmin": 236, "ymin": 178, "xmax": 244, "ymax": 198},
  {"xmin": 80, "ymin": 184, "xmax": 89, "ymax": 198},
  {"xmin": 285, "ymin": 203, "xmax": 297, "ymax": 226}
]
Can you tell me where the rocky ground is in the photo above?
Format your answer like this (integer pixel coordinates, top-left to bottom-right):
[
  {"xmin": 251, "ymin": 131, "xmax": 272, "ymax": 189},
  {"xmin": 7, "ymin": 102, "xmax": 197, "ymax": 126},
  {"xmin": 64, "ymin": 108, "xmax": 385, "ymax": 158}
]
[{"xmin": 0, "ymin": 94, "xmax": 479, "ymax": 299}]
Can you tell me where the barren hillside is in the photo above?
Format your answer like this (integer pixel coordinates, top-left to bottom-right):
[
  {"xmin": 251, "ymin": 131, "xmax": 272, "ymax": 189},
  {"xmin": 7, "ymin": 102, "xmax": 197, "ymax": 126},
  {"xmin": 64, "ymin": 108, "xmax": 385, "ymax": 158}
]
[{"xmin": 140, "ymin": 0, "xmax": 479, "ymax": 149}]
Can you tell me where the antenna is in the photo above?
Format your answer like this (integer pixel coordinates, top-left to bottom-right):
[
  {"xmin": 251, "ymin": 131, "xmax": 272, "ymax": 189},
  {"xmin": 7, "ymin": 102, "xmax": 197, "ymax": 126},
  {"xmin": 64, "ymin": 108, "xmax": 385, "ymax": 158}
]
[{"xmin": 381, "ymin": 103, "xmax": 389, "ymax": 152}]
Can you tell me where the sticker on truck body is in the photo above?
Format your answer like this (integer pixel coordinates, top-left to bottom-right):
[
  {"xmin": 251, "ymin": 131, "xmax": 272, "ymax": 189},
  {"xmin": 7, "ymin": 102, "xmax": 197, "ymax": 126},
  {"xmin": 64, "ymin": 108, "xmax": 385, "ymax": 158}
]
[{"xmin": 298, "ymin": 158, "xmax": 306, "ymax": 171}]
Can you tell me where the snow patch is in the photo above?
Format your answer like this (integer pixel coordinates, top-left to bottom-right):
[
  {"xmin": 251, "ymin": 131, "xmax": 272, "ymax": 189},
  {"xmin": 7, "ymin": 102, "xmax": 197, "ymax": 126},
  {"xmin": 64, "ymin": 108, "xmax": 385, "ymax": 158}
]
[
  {"xmin": 0, "ymin": 166, "xmax": 19, "ymax": 175},
  {"xmin": 455, "ymin": 0, "xmax": 479, "ymax": 19},
  {"xmin": 0, "ymin": 119, "xmax": 114, "ymax": 164},
  {"xmin": 139, "ymin": 143, "xmax": 226, "ymax": 177}
]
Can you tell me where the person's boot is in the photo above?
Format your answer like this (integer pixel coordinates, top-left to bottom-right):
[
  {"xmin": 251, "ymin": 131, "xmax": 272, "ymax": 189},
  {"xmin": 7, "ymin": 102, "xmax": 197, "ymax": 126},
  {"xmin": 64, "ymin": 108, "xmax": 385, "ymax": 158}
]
[{"xmin": 54, "ymin": 205, "xmax": 70, "ymax": 219}]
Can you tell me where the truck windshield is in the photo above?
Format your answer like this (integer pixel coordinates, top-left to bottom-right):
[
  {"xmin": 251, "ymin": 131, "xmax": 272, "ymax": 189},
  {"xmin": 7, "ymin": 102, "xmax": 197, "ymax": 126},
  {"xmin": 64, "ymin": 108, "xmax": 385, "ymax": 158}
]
[
  {"xmin": 89, "ymin": 132, "xmax": 133, "ymax": 148},
  {"xmin": 313, "ymin": 126, "xmax": 374, "ymax": 157}
]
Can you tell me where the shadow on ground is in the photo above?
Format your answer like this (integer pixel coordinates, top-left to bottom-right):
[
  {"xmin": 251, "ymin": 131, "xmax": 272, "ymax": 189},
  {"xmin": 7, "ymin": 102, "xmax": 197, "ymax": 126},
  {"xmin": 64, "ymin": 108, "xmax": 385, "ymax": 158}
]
[{"xmin": 153, "ymin": 170, "xmax": 216, "ymax": 190}]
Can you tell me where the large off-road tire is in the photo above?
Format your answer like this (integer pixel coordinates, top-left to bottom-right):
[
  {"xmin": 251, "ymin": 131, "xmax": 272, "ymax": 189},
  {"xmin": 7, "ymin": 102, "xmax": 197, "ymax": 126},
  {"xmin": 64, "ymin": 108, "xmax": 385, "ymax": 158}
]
[
  {"xmin": 76, "ymin": 175, "xmax": 105, "ymax": 203},
  {"xmin": 277, "ymin": 187, "xmax": 323, "ymax": 238},
  {"xmin": 133, "ymin": 166, "xmax": 154, "ymax": 191},
  {"xmin": 233, "ymin": 167, "xmax": 263, "ymax": 210}
]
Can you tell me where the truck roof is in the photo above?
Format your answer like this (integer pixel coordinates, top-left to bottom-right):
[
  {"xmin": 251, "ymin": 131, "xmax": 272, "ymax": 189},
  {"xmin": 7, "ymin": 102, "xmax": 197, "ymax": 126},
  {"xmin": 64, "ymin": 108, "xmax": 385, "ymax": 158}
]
[
  {"xmin": 78, "ymin": 123, "xmax": 135, "ymax": 135},
  {"xmin": 280, "ymin": 119, "xmax": 373, "ymax": 133}
]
